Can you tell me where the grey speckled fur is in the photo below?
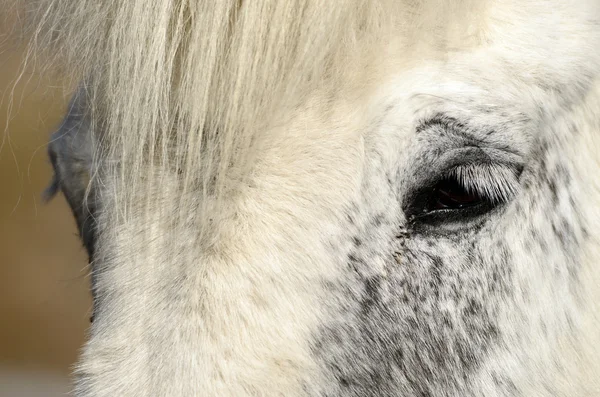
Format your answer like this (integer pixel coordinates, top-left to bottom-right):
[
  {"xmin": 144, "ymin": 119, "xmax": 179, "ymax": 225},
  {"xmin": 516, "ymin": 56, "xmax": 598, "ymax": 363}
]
[{"xmin": 312, "ymin": 110, "xmax": 586, "ymax": 396}]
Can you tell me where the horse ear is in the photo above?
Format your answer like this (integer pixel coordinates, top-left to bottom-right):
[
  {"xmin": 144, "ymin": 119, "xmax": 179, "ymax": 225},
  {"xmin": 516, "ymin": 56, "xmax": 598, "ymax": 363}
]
[{"xmin": 45, "ymin": 88, "xmax": 96, "ymax": 260}]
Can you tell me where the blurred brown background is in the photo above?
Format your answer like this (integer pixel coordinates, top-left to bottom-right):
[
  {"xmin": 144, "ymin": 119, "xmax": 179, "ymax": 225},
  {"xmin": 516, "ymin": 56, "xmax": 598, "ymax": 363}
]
[{"xmin": 1, "ymin": 28, "xmax": 91, "ymax": 396}]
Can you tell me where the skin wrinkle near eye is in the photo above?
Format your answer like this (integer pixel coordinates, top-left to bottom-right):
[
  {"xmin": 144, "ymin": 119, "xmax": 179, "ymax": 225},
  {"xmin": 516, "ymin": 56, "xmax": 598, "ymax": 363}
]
[{"xmin": 416, "ymin": 113, "xmax": 526, "ymax": 159}]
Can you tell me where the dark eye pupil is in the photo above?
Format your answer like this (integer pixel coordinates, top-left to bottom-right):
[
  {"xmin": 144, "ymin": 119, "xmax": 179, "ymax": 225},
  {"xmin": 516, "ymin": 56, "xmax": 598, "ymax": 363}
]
[{"xmin": 431, "ymin": 178, "xmax": 483, "ymax": 210}]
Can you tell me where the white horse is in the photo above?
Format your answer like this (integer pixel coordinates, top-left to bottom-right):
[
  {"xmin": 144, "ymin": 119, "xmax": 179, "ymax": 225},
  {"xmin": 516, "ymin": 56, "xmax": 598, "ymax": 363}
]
[{"xmin": 7, "ymin": 0, "xmax": 600, "ymax": 395}]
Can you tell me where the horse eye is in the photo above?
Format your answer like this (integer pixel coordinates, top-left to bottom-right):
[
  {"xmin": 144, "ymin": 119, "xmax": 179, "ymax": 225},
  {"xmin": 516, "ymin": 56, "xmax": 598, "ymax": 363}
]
[
  {"xmin": 428, "ymin": 178, "xmax": 484, "ymax": 211},
  {"xmin": 404, "ymin": 161, "xmax": 520, "ymax": 229},
  {"xmin": 405, "ymin": 173, "xmax": 499, "ymax": 228}
]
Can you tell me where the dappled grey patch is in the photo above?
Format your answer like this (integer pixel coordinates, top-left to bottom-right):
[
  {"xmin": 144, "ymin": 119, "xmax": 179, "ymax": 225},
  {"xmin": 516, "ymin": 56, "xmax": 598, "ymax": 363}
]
[{"xmin": 310, "ymin": 106, "xmax": 588, "ymax": 396}]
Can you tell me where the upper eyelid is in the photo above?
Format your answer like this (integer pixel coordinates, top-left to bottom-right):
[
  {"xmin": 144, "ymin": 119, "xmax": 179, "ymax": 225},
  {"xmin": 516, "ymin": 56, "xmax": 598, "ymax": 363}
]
[
  {"xmin": 431, "ymin": 147, "xmax": 524, "ymax": 176},
  {"xmin": 416, "ymin": 113, "xmax": 525, "ymax": 160}
]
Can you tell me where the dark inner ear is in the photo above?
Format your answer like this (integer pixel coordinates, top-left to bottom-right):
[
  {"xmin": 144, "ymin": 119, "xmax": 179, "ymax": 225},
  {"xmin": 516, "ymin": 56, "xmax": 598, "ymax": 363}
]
[{"xmin": 45, "ymin": 90, "xmax": 96, "ymax": 261}]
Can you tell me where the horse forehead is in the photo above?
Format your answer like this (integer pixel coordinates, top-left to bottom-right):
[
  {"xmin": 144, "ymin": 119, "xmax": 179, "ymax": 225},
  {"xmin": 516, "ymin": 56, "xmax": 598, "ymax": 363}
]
[
  {"xmin": 372, "ymin": 0, "xmax": 600, "ymax": 115},
  {"xmin": 354, "ymin": 44, "xmax": 592, "ymax": 157}
]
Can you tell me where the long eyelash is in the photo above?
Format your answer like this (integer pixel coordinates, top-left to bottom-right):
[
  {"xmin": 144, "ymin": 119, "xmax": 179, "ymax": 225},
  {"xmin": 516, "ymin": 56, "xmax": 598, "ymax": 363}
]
[{"xmin": 449, "ymin": 163, "xmax": 520, "ymax": 204}]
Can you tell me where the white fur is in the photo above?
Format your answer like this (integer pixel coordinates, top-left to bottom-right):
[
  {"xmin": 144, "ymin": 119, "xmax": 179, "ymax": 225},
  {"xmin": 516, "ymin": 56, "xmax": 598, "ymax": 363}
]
[{"xmin": 8, "ymin": 0, "xmax": 600, "ymax": 395}]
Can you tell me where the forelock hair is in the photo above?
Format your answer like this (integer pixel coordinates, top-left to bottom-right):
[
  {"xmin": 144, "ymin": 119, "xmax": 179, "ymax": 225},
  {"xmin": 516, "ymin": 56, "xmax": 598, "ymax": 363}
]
[{"xmin": 8, "ymin": 0, "xmax": 488, "ymax": 241}]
